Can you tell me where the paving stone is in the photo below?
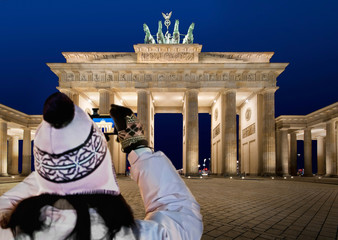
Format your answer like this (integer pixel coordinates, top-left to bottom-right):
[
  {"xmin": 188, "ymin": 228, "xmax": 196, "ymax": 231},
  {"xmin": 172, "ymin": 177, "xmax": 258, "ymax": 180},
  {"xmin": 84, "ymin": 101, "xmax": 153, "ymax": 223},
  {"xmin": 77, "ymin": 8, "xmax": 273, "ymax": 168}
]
[
  {"xmin": 208, "ymin": 229, "xmax": 224, "ymax": 238},
  {"xmin": 201, "ymin": 234, "xmax": 216, "ymax": 240}
]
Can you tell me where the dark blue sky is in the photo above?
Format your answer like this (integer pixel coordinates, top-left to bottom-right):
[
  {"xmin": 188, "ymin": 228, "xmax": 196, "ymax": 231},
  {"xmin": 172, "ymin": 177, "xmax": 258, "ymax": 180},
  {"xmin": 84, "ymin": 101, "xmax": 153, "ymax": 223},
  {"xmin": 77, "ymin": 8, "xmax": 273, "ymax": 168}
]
[{"xmin": 1, "ymin": 0, "xmax": 337, "ymax": 168}]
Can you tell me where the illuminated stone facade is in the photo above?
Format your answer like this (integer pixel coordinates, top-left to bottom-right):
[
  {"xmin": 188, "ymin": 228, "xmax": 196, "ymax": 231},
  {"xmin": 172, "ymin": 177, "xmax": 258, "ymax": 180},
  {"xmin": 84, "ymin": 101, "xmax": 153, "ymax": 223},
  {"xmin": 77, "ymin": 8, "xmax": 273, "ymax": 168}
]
[
  {"xmin": 276, "ymin": 102, "xmax": 338, "ymax": 177},
  {"xmin": 48, "ymin": 44, "xmax": 288, "ymax": 176},
  {"xmin": 0, "ymin": 105, "xmax": 42, "ymax": 176}
]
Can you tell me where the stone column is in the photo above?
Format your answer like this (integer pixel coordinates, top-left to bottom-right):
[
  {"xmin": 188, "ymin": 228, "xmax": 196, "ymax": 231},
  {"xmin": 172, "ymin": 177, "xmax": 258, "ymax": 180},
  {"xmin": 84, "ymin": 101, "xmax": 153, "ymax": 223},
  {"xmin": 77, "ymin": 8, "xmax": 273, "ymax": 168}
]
[
  {"xmin": 73, "ymin": 93, "xmax": 80, "ymax": 106},
  {"xmin": 21, "ymin": 128, "xmax": 31, "ymax": 176},
  {"xmin": 8, "ymin": 135, "xmax": 19, "ymax": 175},
  {"xmin": 184, "ymin": 89, "xmax": 199, "ymax": 175},
  {"xmin": 238, "ymin": 113, "xmax": 242, "ymax": 175},
  {"xmin": 280, "ymin": 129, "xmax": 290, "ymax": 176},
  {"xmin": 325, "ymin": 120, "xmax": 336, "ymax": 176},
  {"xmin": 304, "ymin": 128, "xmax": 312, "ymax": 176},
  {"xmin": 99, "ymin": 89, "xmax": 111, "ymax": 115},
  {"xmin": 317, "ymin": 136, "xmax": 325, "ymax": 175},
  {"xmin": 262, "ymin": 89, "xmax": 276, "ymax": 175},
  {"xmin": 137, "ymin": 89, "xmax": 151, "ymax": 142},
  {"xmin": 275, "ymin": 129, "xmax": 282, "ymax": 175},
  {"xmin": 59, "ymin": 89, "xmax": 74, "ymax": 101},
  {"xmin": 0, "ymin": 121, "xmax": 8, "ymax": 175},
  {"xmin": 290, "ymin": 132, "xmax": 298, "ymax": 176},
  {"xmin": 222, "ymin": 90, "xmax": 237, "ymax": 175}
]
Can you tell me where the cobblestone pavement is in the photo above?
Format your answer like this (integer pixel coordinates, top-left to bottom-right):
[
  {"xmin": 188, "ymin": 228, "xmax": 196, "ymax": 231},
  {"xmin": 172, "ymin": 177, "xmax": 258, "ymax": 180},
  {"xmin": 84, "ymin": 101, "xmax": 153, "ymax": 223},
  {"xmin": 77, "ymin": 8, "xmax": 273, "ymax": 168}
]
[{"xmin": 1, "ymin": 176, "xmax": 337, "ymax": 240}]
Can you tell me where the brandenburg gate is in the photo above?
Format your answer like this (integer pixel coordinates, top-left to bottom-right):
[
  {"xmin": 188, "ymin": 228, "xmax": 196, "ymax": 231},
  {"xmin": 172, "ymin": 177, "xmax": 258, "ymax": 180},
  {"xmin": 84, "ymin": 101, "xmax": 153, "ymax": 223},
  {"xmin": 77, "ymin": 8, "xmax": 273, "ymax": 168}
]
[{"xmin": 47, "ymin": 43, "xmax": 288, "ymax": 176}]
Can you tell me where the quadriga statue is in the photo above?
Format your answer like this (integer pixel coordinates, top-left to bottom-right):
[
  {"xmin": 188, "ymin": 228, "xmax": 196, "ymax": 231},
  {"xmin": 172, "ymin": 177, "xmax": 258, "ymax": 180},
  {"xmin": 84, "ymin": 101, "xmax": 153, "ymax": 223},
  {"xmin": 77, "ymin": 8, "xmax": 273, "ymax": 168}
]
[
  {"xmin": 183, "ymin": 23, "xmax": 195, "ymax": 44},
  {"xmin": 156, "ymin": 21, "xmax": 165, "ymax": 44},
  {"xmin": 143, "ymin": 24, "xmax": 156, "ymax": 44},
  {"xmin": 172, "ymin": 20, "xmax": 180, "ymax": 44}
]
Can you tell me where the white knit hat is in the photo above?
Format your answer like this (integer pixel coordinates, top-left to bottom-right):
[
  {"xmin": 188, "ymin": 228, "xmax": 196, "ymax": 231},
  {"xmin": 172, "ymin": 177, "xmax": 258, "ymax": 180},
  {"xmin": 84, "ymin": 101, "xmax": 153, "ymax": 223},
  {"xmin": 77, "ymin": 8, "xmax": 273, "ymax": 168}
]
[{"xmin": 33, "ymin": 105, "xmax": 120, "ymax": 196}]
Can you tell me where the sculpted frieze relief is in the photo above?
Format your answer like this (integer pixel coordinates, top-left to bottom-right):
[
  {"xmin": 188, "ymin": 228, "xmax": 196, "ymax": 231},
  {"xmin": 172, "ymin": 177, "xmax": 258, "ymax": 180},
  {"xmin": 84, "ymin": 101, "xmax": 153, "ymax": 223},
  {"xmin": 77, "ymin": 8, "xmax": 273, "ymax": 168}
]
[
  {"xmin": 134, "ymin": 44, "xmax": 201, "ymax": 63},
  {"xmin": 119, "ymin": 73, "xmax": 132, "ymax": 81},
  {"xmin": 66, "ymin": 73, "xmax": 74, "ymax": 81},
  {"xmin": 222, "ymin": 73, "xmax": 229, "ymax": 81},
  {"xmin": 144, "ymin": 74, "xmax": 152, "ymax": 82},
  {"xmin": 248, "ymin": 73, "xmax": 256, "ymax": 81},
  {"xmin": 242, "ymin": 123, "xmax": 255, "ymax": 138},
  {"xmin": 106, "ymin": 74, "xmax": 113, "ymax": 82},
  {"xmin": 262, "ymin": 73, "xmax": 269, "ymax": 81},
  {"xmin": 59, "ymin": 70, "xmax": 275, "ymax": 83},
  {"xmin": 80, "ymin": 74, "xmax": 87, "ymax": 81},
  {"xmin": 132, "ymin": 74, "xmax": 139, "ymax": 82},
  {"xmin": 169, "ymin": 74, "xmax": 177, "ymax": 81},
  {"xmin": 158, "ymin": 74, "xmax": 166, "ymax": 81},
  {"xmin": 134, "ymin": 44, "xmax": 202, "ymax": 54},
  {"xmin": 210, "ymin": 74, "xmax": 217, "ymax": 81},
  {"xmin": 93, "ymin": 73, "xmax": 102, "ymax": 82},
  {"xmin": 213, "ymin": 123, "xmax": 220, "ymax": 139},
  {"xmin": 235, "ymin": 73, "xmax": 242, "ymax": 81},
  {"xmin": 140, "ymin": 52, "xmax": 195, "ymax": 63}
]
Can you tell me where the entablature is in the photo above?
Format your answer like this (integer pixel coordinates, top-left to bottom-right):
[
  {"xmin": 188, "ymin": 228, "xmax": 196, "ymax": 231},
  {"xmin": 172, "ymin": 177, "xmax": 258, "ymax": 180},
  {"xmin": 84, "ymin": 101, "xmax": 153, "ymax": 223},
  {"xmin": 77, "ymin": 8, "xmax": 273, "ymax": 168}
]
[
  {"xmin": 0, "ymin": 104, "xmax": 42, "ymax": 128},
  {"xmin": 276, "ymin": 102, "xmax": 338, "ymax": 130},
  {"xmin": 48, "ymin": 62, "xmax": 288, "ymax": 89}
]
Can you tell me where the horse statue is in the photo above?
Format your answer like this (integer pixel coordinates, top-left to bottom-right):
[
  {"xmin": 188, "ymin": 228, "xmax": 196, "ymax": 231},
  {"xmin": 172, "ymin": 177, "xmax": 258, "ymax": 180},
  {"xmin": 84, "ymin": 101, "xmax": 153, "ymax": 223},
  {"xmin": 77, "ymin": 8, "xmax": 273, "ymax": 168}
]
[
  {"xmin": 156, "ymin": 21, "xmax": 165, "ymax": 44},
  {"xmin": 172, "ymin": 20, "xmax": 180, "ymax": 44},
  {"xmin": 183, "ymin": 23, "xmax": 195, "ymax": 44},
  {"xmin": 143, "ymin": 23, "xmax": 156, "ymax": 44}
]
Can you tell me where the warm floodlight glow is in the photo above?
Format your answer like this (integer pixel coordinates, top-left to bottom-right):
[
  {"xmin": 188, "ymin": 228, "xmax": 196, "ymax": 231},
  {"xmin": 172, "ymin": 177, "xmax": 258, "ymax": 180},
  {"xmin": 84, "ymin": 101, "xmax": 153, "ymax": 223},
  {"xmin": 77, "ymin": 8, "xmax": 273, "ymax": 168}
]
[
  {"xmin": 272, "ymin": 177, "xmax": 274, "ymax": 180},
  {"xmin": 11, "ymin": 176, "xmax": 15, "ymax": 178},
  {"xmin": 200, "ymin": 176, "xmax": 203, "ymax": 179},
  {"xmin": 230, "ymin": 176, "xmax": 233, "ymax": 179},
  {"xmin": 188, "ymin": 176, "xmax": 191, "ymax": 179},
  {"xmin": 241, "ymin": 177, "xmax": 245, "ymax": 179},
  {"xmin": 284, "ymin": 177, "xmax": 287, "ymax": 179},
  {"xmin": 291, "ymin": 176, "xmax": 294, "ymax": 179}
]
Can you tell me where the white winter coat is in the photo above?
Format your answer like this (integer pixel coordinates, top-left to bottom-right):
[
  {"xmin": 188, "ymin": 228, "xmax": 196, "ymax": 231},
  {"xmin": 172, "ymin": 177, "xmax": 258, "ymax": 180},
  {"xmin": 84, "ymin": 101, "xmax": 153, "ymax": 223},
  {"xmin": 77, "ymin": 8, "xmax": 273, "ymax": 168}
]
[{"xmin": 0, "ymin": 148, "xmax": 203, "ymax": 239}]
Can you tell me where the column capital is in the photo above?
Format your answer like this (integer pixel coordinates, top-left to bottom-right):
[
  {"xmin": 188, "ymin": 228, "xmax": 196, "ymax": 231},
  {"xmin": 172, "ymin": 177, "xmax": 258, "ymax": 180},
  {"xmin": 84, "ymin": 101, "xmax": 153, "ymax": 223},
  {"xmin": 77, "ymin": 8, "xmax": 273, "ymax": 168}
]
[
  {"xmin": 326, "ymin": 118, "xmax": 338, "ymax": 125},
  {"xmin": 98, "ymin": 88, "xmax": 111, "ymax": 93},
  {"xmin": 260, "ymin": 87, "xmax": 279, "ymax": 94},
  {"xmin": 222, "ymin": 88, "xmax": 236, "ymax": 95},
  {"xmin": 136, "ymin": 89, "xmax": 150, "ymax": 94},
  {"xmin": 185, "ymin": 88, "xmax": 199, "ymax": 94},
  {"xmin": 316, "ymin": 135, "xmax": 325, "ymax": 140},
  {"xmin": 57, "ymin": 87, "xmax": 72, "ymax": 94},
  {"xmin": 304, "ymin": 127, "xmax": 312, "ymax": 131},
  {"xmin": 290, "ymin": 130, "xmax": 298, "ymax": 135}
]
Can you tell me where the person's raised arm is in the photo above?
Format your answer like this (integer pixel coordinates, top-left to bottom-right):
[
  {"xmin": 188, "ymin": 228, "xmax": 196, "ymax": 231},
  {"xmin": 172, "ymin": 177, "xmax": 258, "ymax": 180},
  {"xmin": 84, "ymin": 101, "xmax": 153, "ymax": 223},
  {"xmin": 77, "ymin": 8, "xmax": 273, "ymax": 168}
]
[{"xmin": 110, "ymin": 104, "xmax": 203, "ymax": 240}]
